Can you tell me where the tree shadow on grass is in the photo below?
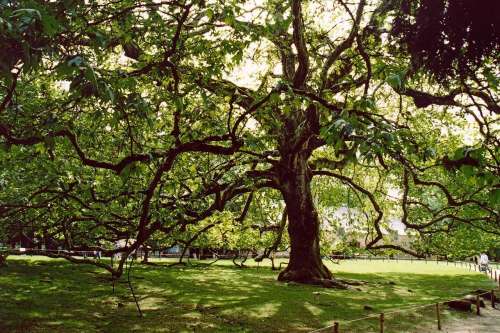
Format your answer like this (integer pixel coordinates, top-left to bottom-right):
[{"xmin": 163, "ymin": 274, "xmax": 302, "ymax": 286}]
[
  {"xmin": 0, "ymin": 258, "xmax": 495, "ymax": 333},
  {"xmin": 129, "ymin": 261, "xmax": 495, "ymax": 332}
]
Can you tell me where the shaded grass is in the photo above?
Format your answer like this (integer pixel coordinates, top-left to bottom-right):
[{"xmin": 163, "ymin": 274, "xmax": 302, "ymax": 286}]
[{"xmin": 0, "ymin": 256, "xmax": 495, "ymax": 333}]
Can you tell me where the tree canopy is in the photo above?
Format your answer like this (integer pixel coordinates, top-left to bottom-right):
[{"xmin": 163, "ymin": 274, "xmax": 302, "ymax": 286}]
[
  {"xmin": 391, "ymin": 0, "xmax": 500, "ymax": 82},
  {"xmin": 0, "ymin": 0, "xmax": 498, "ymax": 284}
]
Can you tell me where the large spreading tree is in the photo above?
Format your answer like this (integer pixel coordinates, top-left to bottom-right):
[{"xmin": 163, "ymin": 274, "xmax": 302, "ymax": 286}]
[{"xmin": 0, "ymin": 0, "xmax": 498, "ymax": 285}]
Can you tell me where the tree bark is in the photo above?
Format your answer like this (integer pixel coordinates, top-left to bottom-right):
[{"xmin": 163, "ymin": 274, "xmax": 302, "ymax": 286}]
[
  {"xmin": 277, "ymin": 152, "xmax": 332, "ymax": 284},
  {"xmin": 142, "ymin": 247, "xmax": 149, "ymax": 263}
]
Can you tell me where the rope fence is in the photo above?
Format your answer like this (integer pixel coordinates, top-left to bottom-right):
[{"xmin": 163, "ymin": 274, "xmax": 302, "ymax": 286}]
[
  {"xmin": 308, "ymin": 256, "xmax": 500, "ymax": 332},
  {"xmin": 310, "ymin": 290, "xmax": 497, "ymax": 333},
  {"xmin": 309, "ymin": 255, "xmax": 500, "ymax": 333}
]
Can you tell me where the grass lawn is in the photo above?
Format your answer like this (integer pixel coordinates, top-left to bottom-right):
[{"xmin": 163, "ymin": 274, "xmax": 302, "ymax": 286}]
[{"xmin": 0, "ymin": 256, "xmax": 496, "ymax": 333}]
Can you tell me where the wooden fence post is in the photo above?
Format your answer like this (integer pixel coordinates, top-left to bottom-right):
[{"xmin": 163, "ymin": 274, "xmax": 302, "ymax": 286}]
[
  {"xmin": 476, "ymin": 296, "xmax": 480, "ymax": 315},
  {"xmin": 379, "ymin": 313, "xmax": 384, "ymax": 333},
  {"xmin": 491, "ymin": 290, "xmax": 496, "ymax": 309},
  {"xmin": 436, "ymin": 303, "xmax": 441, "ymax": 330},
  {"xmin": 332, "ymin": 322, "xmax": 339, "ymax": 333}
]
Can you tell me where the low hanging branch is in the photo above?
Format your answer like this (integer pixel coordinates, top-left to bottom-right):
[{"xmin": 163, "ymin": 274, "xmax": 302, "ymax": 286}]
[
  {"xmin": 313, "ymin": 170, "xmax": 424, "ymax": 258},
  {"xmin": 254, "ymin": 208, "xmax": 288, "ymax": 270}
]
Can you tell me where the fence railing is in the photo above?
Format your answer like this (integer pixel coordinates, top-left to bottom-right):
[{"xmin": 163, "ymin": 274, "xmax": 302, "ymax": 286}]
[
  {"xmin": 334, "ymin": 255, "xmax": 500, "ymax": 286},
  {"xmin": 2, "ymin": 247, "xmax": 499, "ymax": 265},
  {"xmin": 330, "ymin": 254, "xmax": 500, "ymax": 267},
  {"xmin": 3, "ymin": 248, "xmax": 500, "ymax": 279}
]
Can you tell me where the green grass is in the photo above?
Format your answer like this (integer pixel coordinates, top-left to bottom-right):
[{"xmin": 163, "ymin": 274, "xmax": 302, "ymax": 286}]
[{"xmin": 0, "ymin": 256, "xmax": 496, "ymax": 333}]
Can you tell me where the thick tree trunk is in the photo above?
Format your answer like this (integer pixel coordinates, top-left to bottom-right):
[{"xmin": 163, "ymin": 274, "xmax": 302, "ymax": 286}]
[{"xmin": 277, "ymin": 153, "xmax": 332, "ymax": 284}]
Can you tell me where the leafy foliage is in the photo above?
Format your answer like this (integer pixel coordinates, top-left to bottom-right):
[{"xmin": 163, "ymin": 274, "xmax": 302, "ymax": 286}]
[
  {"xmin": 391, "ymin": 0, "xmax": 500, "ymax": 81},
  {"xmin": 0, "ymin": 0, "xmax": 498, "ymax": 279}
]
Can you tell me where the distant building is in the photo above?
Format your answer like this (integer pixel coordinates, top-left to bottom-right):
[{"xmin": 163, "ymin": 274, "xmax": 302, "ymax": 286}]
[{"xmin": 326, "ymin": 207, "xmax": 416, "ymax": 253}]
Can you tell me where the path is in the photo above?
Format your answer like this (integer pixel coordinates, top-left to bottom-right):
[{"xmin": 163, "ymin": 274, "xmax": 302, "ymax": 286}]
[{"xmin": 438, "ymin": 306, "xmax": 500, "ymax": 333}]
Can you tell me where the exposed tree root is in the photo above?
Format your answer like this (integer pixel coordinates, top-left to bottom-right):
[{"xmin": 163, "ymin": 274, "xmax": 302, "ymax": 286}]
[
  {"xmin": 232, "ymin": 252, "xmax": 249, "ymax": 268},
  {"xmin": 277, "ymin": 264, "xmax": 367, "ymax": 289},
  {"xmin": 278, "ymin": 261, "xmax": 288, "ymax": 270},
  {"xmin": 282, "ymin": 277, "xmax": 350, "ymax": 289},
  {"xmin": 139, "ymin": 261, "xmax": 162, "ymax": 267},
  {"xmin": 168, "ymin": 261, "xmax": 187, "ymax": 267},
  {"xmin": 204, "ymin": 257, "xmax": 221, "ymax": 266}
]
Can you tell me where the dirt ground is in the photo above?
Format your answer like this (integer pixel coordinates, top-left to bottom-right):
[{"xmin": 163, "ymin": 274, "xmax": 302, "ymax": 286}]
[{"xmin": 439, "ymin": 305, "xmax": 500, "ymax": 333}]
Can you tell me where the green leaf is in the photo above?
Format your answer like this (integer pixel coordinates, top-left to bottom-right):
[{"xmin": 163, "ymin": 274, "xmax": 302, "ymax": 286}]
[
  {"xmin": 488, "ymin": 189, "xmax": 500, "ymax": 206},
  {"xmin": 100, "ymin": 82, "xmax": 115, "ymax": 102},
  {"xmin": 423, "ymin": 148, "xmax": 436, "ymax": 160},
  {"xmin": 43, "ymin": 136, "xmax": 55, "ymax": 150},
  {"xmin": 206, "ymin": 8, "xmax": 214, "ymax": 20},
  {"xmin": 386, "ymin": 73, "xmax": 402, "ymax": 89},
  {"xmin": 483, "ymin": 68, "xmax": 499, "ymax": 89},
  {"xmin": 11, "ymin": 9, "xmax": 42, "ymax": 21},
  {"xmin": 119, "ymin": 163, "xmax": 135, "ymax": 184},
  {"xmin": 68, "ymin": 56, "xmax": 84, "ymax": 67},
  {"xmin": 354, "ymin": 97, "xmax": 376, "ymax": 110},
  {"xmin": 453, "ymin": 147, "xmax": 466, "ymax": 160},
  {"xmin": 0, "ymin": 142, "xmax": 11, "ymax": 152},
  {"xmin": 460, "ymin": 165, "xmax": 474, "ymax": 178},
  {"xmin": 41, "ymin": 13, "xmax": 60, "ymax": 36},
  {"xmin": 174, "ymin": 97, "xmax": 184, "ymax": 113}
]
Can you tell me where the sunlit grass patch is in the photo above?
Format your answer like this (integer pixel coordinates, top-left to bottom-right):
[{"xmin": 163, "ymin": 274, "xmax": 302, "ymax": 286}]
[{"xmin": 0, "ymin": 256, "xmax": 495, "ymax": 332}]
